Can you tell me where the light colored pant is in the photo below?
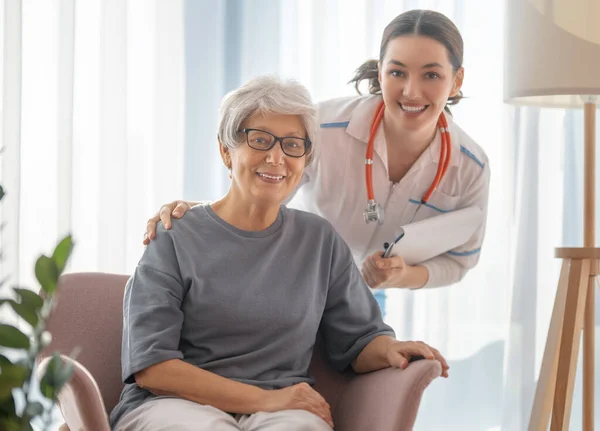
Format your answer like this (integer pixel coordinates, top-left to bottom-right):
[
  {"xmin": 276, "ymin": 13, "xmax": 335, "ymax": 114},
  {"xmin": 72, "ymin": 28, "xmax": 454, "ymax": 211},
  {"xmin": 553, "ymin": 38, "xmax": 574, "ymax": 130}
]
[{"xmin": 114, "ymin": 397, "xmax": 333, "ymax": 431}]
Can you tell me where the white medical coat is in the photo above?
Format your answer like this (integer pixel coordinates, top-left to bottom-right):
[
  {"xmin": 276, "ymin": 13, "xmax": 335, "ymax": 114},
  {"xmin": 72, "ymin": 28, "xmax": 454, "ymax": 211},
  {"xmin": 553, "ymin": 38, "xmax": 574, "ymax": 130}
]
[{"xmin": 287, "ymin": 94, "xmax": 490, "ymax": 288}]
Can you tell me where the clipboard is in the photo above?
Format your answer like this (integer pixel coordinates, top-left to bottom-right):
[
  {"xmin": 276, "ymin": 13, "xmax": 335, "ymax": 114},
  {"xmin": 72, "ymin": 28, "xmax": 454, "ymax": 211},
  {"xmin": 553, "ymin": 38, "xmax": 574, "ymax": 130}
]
[{"xmin": 382, "ymin": 205, "xmax": 483, "ymax": 265}]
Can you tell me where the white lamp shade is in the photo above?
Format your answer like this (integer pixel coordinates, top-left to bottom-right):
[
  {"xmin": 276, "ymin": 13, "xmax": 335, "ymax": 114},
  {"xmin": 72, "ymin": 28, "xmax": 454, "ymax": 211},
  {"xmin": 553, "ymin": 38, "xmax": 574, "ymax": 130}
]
[{"xmin": 504, "ymin": 0, "xmax": 600, "ymax": 108}]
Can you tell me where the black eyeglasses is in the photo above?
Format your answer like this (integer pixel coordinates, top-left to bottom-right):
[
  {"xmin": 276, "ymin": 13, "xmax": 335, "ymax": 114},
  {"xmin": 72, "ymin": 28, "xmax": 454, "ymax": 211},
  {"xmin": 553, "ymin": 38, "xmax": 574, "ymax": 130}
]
[{"xmin": 239, "ymin": 128, "xmax": 311, "ymax": 158}]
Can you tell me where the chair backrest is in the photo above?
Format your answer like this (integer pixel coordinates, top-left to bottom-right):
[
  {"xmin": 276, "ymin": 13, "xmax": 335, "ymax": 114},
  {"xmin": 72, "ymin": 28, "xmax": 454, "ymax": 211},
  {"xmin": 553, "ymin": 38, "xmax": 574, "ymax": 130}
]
[
  {"xmin": 43, "ymin": 272, "xmax": 347, "ymax": 414},
  {"xmin": 43, "ymin": 273, "xmax": 129, "ymax": 413}
]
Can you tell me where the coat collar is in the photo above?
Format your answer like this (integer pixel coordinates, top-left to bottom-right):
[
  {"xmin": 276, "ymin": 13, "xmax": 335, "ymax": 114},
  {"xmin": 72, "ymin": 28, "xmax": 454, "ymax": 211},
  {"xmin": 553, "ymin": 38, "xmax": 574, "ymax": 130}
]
[{"xmin": 345, "ymin": 95, "xmax": 461, "ymax": 172}]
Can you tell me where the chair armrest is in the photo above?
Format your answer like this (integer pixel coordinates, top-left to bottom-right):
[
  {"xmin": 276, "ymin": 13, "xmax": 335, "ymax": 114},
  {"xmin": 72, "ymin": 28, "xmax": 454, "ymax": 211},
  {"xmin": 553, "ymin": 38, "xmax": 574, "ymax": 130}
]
[
  {"xmin": 333, "ymin": 360, "xmax": 442, "ymax": 431},
  {"xmin": 36, "ymin": 355, "xmax": 111, "ymax": 431}
]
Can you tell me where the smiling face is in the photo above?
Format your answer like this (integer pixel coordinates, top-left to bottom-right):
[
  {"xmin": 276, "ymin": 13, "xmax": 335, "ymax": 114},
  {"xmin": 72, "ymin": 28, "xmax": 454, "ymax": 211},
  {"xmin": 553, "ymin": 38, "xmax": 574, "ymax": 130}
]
[
  {"xmin": 378, "ymin": 35, "xmax": 463, "ymax": 133},
  {"xmin": 221, "ymin": 112, "xmax": 308, "ymax": 208}
]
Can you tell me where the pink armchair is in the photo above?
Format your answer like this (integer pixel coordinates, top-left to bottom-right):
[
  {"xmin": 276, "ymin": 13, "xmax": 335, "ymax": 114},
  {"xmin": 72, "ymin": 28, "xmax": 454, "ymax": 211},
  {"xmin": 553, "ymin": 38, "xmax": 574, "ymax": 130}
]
[{"xmin": 38, "ymin": 272, "xmax": 441, "ymax": 431}]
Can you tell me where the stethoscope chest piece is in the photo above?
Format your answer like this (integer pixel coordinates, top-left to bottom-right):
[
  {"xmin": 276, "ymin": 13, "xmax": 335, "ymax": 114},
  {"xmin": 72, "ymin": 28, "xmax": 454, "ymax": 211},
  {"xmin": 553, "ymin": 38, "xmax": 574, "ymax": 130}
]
[{"xmin": 364, "ymin": 200, "xmax": 384, "ymax": 224}]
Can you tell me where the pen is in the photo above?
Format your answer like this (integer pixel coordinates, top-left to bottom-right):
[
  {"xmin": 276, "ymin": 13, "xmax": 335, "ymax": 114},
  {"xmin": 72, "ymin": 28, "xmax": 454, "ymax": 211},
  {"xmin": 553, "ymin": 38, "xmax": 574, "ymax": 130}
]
[
  {"xmin": 382, "ymin": 242, "xmax": 392, "ymax": 258},
  {"xmin": 382, "ymin": 232, "xmax": 405, "ymax": 259}
]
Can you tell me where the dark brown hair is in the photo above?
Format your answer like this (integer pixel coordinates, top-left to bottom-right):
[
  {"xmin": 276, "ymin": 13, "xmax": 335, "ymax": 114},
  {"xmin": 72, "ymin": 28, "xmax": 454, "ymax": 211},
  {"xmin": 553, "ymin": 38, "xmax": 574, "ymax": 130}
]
[{"xmin": 349, "ymin": 10, "xmax": 464, "ymax": 108}]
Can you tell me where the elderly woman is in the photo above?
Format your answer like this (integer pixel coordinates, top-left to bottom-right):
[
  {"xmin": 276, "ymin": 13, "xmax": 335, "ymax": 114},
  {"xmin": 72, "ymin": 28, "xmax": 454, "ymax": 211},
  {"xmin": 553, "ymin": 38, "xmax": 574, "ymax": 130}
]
[{"xmin": 109, "ymin": 75, "xmax": 448, "ymax": 431}]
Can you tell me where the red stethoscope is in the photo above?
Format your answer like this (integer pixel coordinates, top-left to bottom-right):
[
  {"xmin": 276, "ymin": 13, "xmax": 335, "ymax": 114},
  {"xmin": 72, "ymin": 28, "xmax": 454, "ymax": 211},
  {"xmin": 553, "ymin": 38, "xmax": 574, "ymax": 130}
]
[{"xmin": 363, "ymin": 101, "xmax": 452, "ymax": 224}]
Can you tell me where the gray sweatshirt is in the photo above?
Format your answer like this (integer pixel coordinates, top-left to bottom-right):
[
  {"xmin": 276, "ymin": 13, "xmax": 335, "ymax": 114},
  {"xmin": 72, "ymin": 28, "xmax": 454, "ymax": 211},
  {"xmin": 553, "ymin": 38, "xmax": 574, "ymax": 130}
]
[{"xmin": 110, "ymin": 204, "xmax": 394, "ymax": 427}]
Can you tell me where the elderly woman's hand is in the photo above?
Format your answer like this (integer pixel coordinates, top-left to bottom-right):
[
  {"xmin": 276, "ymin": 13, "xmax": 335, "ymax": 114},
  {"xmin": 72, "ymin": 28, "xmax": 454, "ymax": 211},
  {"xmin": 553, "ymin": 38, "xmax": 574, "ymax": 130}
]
[
  {"xmin": 143, "ymin": 200, "xmax": 196, "ymax": 245},
  {"xmin": 387, "ymin": 340, "xmax": 450, "ymax": 378},
  {"xmin": 262, "ymin": 382, "xmax": 334, "ymax": 428}
]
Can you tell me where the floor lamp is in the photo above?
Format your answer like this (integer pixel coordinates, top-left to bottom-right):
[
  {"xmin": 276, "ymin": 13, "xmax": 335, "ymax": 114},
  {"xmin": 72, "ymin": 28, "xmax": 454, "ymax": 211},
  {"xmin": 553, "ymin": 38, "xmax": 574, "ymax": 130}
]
[{"xmin": 504, "ymin": 0, "xmax": 600, "ymax": 429}]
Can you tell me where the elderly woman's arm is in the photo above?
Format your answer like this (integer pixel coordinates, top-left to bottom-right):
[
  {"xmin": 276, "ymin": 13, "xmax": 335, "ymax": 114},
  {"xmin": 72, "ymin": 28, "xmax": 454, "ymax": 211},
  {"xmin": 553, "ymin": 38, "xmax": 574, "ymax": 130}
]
[
  {"xmin": 319, "ymin": 236, "xmax": 449, "ymax": 378},
  {"xmin": 136, "ymin": 358, "xmax": 333, "ymax": 426},
  {"xmin": 136, "ymin": 359, "xmax": 333, "ymax": 426},
  {"xmin": 123, "ymin": 233, "xmax": 266, "ymax": 413},
  {"xmin": 351, "ymin": 335, "xmax": 449, "ymax": 377},
  {"xmin": 135, "ymin": 359, "xmax": 266, "ymax": 413}
]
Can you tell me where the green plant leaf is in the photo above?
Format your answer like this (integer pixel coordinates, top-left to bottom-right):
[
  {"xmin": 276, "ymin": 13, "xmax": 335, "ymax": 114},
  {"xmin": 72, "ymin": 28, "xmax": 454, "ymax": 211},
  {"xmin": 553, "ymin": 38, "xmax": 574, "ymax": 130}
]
[
  {"xmin": 0, "ymin": 355, "xmax": 18, "ymax": 399},
  {"xmin": 40, "ymin": 354, "xmax": 72, "ymax": 400},
  {"xmin": 56, "ymin": 357, "xmax": 73, "ymax": 391},
  {"xmin": 0, "ymin": 185, "xmax": 4, "ymax": 201},
  {"xmin": 0, "ymin": 353, "xmax": 12, "ymax": 367},
  {"xmin": 52, "ymin": 235, "xmax": 73, "ymax": 274},
  {"xmin": 0, "ymin": 417, "xmax": 20, "ymax": 431},
  {"xmin": 0, "ymin": 396, "xmax": 18, "ymax": 431},
  {"xmin": 0, "ymin": 392, "xmax": 16, "ymax": 417},
  {"xmin": 39, "ymin": 354, "xmax": 60, "ymax": 399},
  {"xmin": 0, "ymin": 387, "xmax": 11, "ymax": 399},
  {"xmin": 0, "ymin": 360, "xmax": 28, "ymax": 399},
  {"xmin": 13, "ymin": 288, "xmax": 43, "ymax": 311},
  {"xmin": 19, "ymin": 422, "xmax": 34, "ymax": 431},
  {"xmin": 0, "ymin": 324, "xmax": 30, "ymax": 349},
  {"xmin": 35, "ymin": 256, "xmax": 58, "ymax": 295},
  {"xmin": 7, "ymin": 300, "xmax": 38, "ymax": 328}
]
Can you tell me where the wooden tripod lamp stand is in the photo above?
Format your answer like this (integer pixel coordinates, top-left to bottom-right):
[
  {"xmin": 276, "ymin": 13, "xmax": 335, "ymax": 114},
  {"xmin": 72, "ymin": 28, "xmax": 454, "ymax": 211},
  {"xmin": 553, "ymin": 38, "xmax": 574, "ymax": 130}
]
[{"xmin": 504, "ymin": 0, "xmax": 600, "ymax": 429}]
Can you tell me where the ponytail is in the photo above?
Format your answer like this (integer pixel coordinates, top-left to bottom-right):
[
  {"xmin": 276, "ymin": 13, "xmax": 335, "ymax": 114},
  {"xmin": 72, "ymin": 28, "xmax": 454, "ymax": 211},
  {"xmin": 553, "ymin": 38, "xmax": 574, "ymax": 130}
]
[
  {"xmin": 445, "ymin": 91, "xmax": 464, "ymax": 115},
  {"xmin": 348, "ymin": 60, "xmax": 381, "ymax": 95}
]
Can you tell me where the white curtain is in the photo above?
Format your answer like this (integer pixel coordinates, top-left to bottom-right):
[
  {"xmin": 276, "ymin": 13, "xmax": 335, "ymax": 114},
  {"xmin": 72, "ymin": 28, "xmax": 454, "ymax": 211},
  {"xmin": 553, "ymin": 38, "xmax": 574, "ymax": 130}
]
[
  {"xmin": 0, "ymin": 0, "xmax": 185, "ymax": 296},
  {"xmin": 2, "ymin": 0, "xmax": 599, "ymax": 429}
]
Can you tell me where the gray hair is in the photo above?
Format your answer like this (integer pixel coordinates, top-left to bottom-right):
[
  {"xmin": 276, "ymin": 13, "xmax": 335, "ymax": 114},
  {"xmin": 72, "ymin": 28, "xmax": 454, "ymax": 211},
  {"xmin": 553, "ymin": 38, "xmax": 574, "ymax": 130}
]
[{"xmin": 217, "ymin": 75, "xmax": 317, "ymax": 165}]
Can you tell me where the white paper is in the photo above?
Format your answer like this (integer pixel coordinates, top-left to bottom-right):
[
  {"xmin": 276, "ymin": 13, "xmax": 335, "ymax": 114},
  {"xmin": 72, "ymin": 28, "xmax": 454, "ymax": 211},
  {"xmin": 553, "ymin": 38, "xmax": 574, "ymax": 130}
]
[{"xmin": 386, "ymin": 206, "xmax": 484, "ymax": 265}]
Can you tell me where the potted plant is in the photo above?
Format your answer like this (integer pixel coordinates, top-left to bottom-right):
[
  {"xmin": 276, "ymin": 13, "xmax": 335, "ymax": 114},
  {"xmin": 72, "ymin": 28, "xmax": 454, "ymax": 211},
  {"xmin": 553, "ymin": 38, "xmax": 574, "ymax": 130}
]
[{"xmin": 0, "ymin": 183, "xmax": 75, "ymax": 431}]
